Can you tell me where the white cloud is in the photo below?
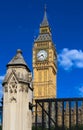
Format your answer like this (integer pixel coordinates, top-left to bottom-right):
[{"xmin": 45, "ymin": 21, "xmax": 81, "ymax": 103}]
[
  {"xmin": 0, "ymin": 84, "xmax": 3, "ymax": 99},
  {"xmin": 58, "ymin": 48, "xmax": 83, "ymax": 70},
  {"xmin": 78, "ymin": 86, "xmax": 83, "ymax": 96},
  {"xmin": 0, "ymin": 75, "xmax": 4, "ymax": 98},
  {"xmin": 0, "ymin": 76, "xmax": 4, "ymax": 81},
  {"xmin": 0, "ymin": 84, "xmax": 2, "ymax": 93}
]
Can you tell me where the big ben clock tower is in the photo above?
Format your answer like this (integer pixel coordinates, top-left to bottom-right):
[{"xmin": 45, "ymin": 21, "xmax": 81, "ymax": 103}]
[{"xmin": 33, "ymin": 8, "xmax": 57, "ymax": 101}]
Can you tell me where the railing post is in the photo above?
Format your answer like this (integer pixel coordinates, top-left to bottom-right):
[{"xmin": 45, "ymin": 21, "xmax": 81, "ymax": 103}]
[
  {"xmin": 76, "ymin": 101, "xmax": 78, "ymax": 130},
  {"xmin": 62, "ymin": 101, "xmax": 64, "ymax": 129},
  {"xmin": 48, "ymin": 101, "xmax": 51, "ymax": 130},
  {"xmin": 35, "ymin": 101, "xmax": 37, "ymax": 130},
  {"xmin": 69, "ymin": 101, "xmax": 71, "ymax": 130},
  {"xmin": 55, "ymin": 101, "xmax": 58, "ymax": 129},
  {"xmin": 42, "ymin": 102, "xmax": 44, "ymax": 130}
]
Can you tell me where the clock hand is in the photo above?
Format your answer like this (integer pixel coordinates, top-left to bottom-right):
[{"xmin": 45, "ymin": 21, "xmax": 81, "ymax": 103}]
[
  {"xmin": 38, "ymin": 54, "xmax": 44, "ymax": 58},
  {"xmin": 41, "ymin": 54, "xmax": 44, "ymax": 57},
  {"xmin": 38, "ymin": 55, "xmax": 41, "ymax": 58}
]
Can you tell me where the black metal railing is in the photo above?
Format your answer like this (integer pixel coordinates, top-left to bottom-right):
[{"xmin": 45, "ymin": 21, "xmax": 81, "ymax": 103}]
[
  {"xmin": 34, "ymin": 98, "xmax": 83, "ymax": 130},
  {"xmin": 1, "ymin": 97, "xmax": 83, "ymax": 130}
]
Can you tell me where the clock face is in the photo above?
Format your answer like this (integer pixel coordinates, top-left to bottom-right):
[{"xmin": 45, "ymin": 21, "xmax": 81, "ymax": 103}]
[{"xmin": 37, "ymin": 50, "xmax": 47, "ymax": 61}]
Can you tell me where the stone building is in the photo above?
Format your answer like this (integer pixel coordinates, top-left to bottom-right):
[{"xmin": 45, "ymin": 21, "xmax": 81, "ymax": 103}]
[
  {"xmin": 2, "ymin": 49, "xmax": 32, "ymax": 130},
  {"xmin": 33, "ymin": 7, "xmax": 57, "ymax": 101},
  {"xmin": 32, "ymin": 7, "xmax": 57, "ymax": 124}
]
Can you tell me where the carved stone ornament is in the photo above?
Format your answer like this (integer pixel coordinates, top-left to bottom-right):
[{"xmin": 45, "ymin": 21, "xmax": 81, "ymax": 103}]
[
  {"xmin": 4, "ymin": 85, "xmax": 8, "ymax": 92},
  {"xmin": 10, "ymin": 97, "xmax": 17, "ymax": 103},
  {"xmin": 9, "ymin": 76, "xmax": 17, "ymax": 94},
  {"xmin": 9, "ymin": 83, "xmax": 17, "ymax": 94},
  {"xmin": 19, "ymin": 85, "xmax": 28, "ymax": 93},
  {"xmin": 19, "ymin": 86, "xmax": 25, "ymax": 92}
]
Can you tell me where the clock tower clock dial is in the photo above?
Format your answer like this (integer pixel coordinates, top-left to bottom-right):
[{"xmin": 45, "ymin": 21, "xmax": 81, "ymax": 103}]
[{"xmin": 37, "ymin": 50, "xmax": 47, "ymax": 61}]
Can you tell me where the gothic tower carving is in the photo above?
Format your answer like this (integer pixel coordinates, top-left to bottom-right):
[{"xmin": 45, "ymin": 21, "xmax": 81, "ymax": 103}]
[
  {"xmin": 33, "ymin": 9, "xmax": 57, "ymax": 101},
  {"xmin": 2, "ymin": 49, "xmax": 32, "ymax": 130}
]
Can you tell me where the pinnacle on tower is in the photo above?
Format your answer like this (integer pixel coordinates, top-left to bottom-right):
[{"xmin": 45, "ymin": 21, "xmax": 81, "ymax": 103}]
[
  {"xmin": 35, "ymin": 6, "xmax": 52, "ymax": 42},
  {"xmin": 40, "ymin": 5, "xmax": 49, "ymax": 27},
  {"xmin": 7, "ymin": 49, "xmax": 30, "ymax": 71}
]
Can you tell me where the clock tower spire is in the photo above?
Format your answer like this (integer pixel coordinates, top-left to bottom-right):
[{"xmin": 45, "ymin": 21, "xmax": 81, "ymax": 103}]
[
  {"xmin": 40, "ymin": 5, "xmax": 49, "ymax": 28},
  {"xmin": 33, "ymin": 8, "xmax": 57, "ymax": 101},
  {"xmin": 35, "ymin": 7, "xmax": 52, "ymax": 43}
]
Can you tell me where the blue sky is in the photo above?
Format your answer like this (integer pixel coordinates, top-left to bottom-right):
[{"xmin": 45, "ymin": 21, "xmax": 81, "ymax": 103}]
[{"xmin": 0, "ymin": 0, "xmax": 83, "ymax": 99}]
